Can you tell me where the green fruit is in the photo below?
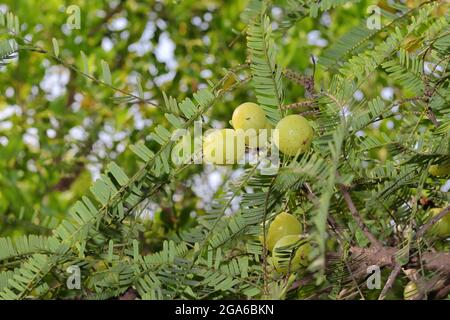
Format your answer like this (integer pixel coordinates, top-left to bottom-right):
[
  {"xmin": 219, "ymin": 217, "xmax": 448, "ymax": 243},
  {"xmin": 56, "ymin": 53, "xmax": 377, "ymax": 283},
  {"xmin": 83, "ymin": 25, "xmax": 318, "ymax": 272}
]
[
  {"xmin": 377, "ymin": 147, "xmax": 388, "ymax": 163},
  {"xmin": 272, "ymin": 235, "xmax": 311, "ymax": 274},
  {"xmin": 94, "ymin": 261, "xmax": 108, "ymax": 272},
  {"xmin": 428, "ymin": 163, "xmax": 450, "ymax": 177},
  {"xmin": 231, "ymin": 102, "xmax": 267, "ymax": 131},
  {"xmin": 428, "ymin": 207, "xmax": 450, "ymax": 237},
  {"xmin": 265, "ymin": 212, "xmax": 302, "ymax": 252},
  {"xmin": 403, "ymin": 281, "xmax": 419, "ymax": 300},
  {"xmin": 274, "ymin": 115, "xmax": 313, "ymax": 156},
  {"xmin": 203, "ymin": 129, "xmax": 245, "ymax": 165}
]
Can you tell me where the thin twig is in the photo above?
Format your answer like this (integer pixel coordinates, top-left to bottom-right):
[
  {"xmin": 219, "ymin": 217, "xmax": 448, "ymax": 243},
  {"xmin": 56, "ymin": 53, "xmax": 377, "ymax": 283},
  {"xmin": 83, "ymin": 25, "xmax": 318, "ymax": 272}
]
[
  {"xmin": 339, "ymin": 185, "xmax": 383, "ymax": 248},
  {"xmin": 282, "ymin": 100, "xmax": 316, "ymax": 110},
  {"xmin": 378, "ymin": 264, "xmax": 402, "ymax": 300}
]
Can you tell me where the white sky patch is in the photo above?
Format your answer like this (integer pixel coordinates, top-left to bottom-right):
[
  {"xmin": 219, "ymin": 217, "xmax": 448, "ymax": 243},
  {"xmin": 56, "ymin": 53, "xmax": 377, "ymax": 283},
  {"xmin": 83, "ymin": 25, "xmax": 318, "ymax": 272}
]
[
  {"xmin": 307, "ymin": 30, "xmax": 328, "ymax": 47},
  {"xmin": 320, "ymin": 12, "xmax": 332, "ymax": 27},
  {"xmin": 386, "ymin": 120, "xmax": 395, "ymax": 129},
  {"xmin": 204, "ymin": 12, "xmax": 213, "ymax": 22},
  {"xmin": 129, "ymin": 105, "xmax": 152, "ymax": 130},
  {"xmin": 191, "ymin": 16, "xmax": 202, "ymax": 26},
  {"xmin": 0, "ymin": 136, "xmax": 8, "ymax": 146},
  {"xmin": 441, "ymin": 180, "xmax": 450, "ymax": 193},
  {"xmin": 69, "ymin": 126, "xmax": 88, "ymax": 141},
  {"xmin": 353, "ymin": 90, "xmax": 364, "ymax": 101},
  {"xmin": 86, "ymin": 163, "xmax": 101, "ymax": 181},
  {"xmin": 120, "ymin": 30, "xmax": 130, "ymax": 40},
  {"xmin": 5, "ymin": 87, "xmax": 14, "ymax": 98},
  {"xmin": 372, "ymin": 120, "xmax": 382, "ymax": 129},
  {"xmin": 155, "ymin": 32, "xmax": 178, "ymax": 70},
  {"xmin": 109, "ymin": 17, "xmax": 128, "ymax": 31},
  {"xmin": 102, "ymin": 37, "xmax": 114, "ymax": 52},
  {"xmin": 99, "ymin": 131, "xmax": 114, "ymax": 148},
  {"xmin": 0, "ymin": 105, "xmax": 21, "ymax": 120},
  {"xmin": 208, "ymin": 171, "xmax": 223, "ymax": 190},
  {"xmin": 340, "ymin": 105, "xmax": 352, "ymax": 118},
  {"xmin": 139, "ymin": 201, "xmax": 161, "ymax": 220},
  {"xmin": 154, "ymin": 70, "xmax": 176, "ymax": 86},
  {"xmin": 23, "ymin": 127, "xmax": 40, "ymax": 150},
  {"xmin": 31, "ymin": 86, "xmax": 39, "ymax": 96},
  {"xmin": 0, "ymin": 4, "xmax": 8, "ymax": 13},
  {"xmin": 202, "ymin": 35, "xmax": 211, "ymax": 46},
  {"xmin": 0, "ymin": 121, "xmax": 13, "ymax": 130},
  {"xmin": 205, "ymin": 55, "xmax": 215, "ymax": 65},
  {"xmin": 129, "ymin": 21, "xmax": 155, "ymax": 56},
  {"xmin": 424, "ymin": 61, "xmax": 444, "ymax": 78},
  {"xmin": 271, "ymin": 7, "xmax": 282, "ymax": 19},
  {"xmin": 46, "ymin": 128, "xmax": 57, "ymax": 139},
  {"xmin": 156, "ymin": 18, "xmax": 167, "ymax": 30},
  {"xmin": 27, "ymin": 159, "xmax": 38, "ymax": 173},
  {"xmin": 381, "ymin": 87, "xmax": 394, "ymax": 100},
  {"xmin": 200, "ymin": 69, "xmax": 212, "ymax": 79},
  {"xmin": 40, "ymin": 65, "xmax": 70, "ymax": 100}
]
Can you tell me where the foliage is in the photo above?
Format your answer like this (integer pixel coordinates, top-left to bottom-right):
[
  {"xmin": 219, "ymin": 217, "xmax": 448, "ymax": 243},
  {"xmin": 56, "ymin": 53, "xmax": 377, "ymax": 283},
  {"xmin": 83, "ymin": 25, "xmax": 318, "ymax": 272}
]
[{"xmin": 0, "ymin": 0, "xmax": 449, "ymax": 300}]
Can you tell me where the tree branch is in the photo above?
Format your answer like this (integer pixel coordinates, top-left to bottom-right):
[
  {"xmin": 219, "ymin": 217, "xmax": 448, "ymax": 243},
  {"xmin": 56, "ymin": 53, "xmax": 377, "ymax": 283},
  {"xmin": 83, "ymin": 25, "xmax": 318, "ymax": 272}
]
[
  {"xmin": 378, "ymin": 263, "xmax": 402, "ymax": 300},
  {"xmin": 415, "ymin": 205, "xmax": 450, "ymax": 238},
  {"xmin": 339, "ymin": 185, "xmax": 383, "ymax": 248}
]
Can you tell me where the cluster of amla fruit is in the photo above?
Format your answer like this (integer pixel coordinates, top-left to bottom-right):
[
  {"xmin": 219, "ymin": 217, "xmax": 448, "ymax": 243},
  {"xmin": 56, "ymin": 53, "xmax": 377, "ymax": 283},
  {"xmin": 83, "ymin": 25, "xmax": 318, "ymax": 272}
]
[
  {"xmin": 203, "ymin": 102, "xmax": 314, "ymax": 165},
  {"xmin": 260, "ymin": 212, "xmax": 312, "ymax": 274}
]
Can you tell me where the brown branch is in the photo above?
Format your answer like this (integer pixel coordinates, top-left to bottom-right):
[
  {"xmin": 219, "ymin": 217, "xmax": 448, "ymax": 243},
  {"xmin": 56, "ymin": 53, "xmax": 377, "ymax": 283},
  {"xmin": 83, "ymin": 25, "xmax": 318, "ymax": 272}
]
[
  {"xmin": 435, "ymin": 282, "xmax": 450, "ymax": 299},
  {"xmin": 378, "ymin": 263, "xmax": 402, "ymax": 300},
  {"xmin": 282, "ymin": 100, "xmax": 316, "ymax": 110},
  {"xmin": 415, "ymin": 205, "xmax": 450, "ymax": 238},
  {"xmin": 339, "ymin": 185, "xmax": 383, "ymax": 248},
  {"xmin": 350, "ymin": 246, "xmax": 450, "ymax": 277},
  {"xmin": 426, "ymin": 107, "xmax": 440, "ymax": 127},
  {"xmin": 283, "ymin": 68, "xmax": 317, "ymax": 99}
]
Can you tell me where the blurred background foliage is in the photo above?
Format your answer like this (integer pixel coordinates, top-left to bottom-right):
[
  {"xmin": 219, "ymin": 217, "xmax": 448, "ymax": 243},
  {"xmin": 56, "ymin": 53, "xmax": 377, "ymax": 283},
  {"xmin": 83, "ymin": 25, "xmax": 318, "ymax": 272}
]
[{"xmin": 0, "ymin": 0, "xmax": 448, "ymax": 250}]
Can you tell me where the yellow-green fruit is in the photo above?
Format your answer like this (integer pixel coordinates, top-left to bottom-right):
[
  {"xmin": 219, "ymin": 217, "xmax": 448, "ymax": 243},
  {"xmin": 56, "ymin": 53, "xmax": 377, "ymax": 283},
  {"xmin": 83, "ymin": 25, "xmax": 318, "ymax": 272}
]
[
  {"xmin": 265, "ymin": 212, "xmax": 302, "ymax": 252},
  {"xmin": 94, "ymin": 261, "xmax": 108, "ymax": 272},
  {"xmin": 428, "ymin": 207, "xmax": 450, "ymax": 237},
  {"xmin": 403, "ymin": 281, "xmax": 419, "ymax": 300},
  {"xmin": 203, "ymin": 129, "xmax": 245, "ymax": 165},
  {"xmin": 377, "ymin": 147, "xmax": 388, "ymax": 163},
  {"xmin": 274, "ymin": 115, "xmax": 313, "ymax": 156},
  {"xmin": 428, "ymin": 163, "xmax": 450, "ymax": 177},
  {"xmin": 231, "ymin": 102, "xmax": 267, "ymax": 131},
  {"xmin": 272, "ymin": 235, "xmax": 311, "ymax": 274}
]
